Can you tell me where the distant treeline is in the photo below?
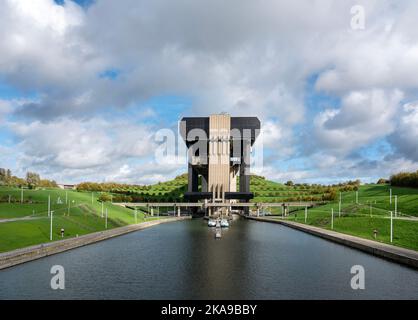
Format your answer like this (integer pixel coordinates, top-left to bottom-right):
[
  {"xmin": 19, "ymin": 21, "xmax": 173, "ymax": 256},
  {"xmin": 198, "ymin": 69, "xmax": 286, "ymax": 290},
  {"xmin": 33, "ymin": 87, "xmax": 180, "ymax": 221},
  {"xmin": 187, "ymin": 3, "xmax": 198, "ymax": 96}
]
[
  {"xmin": 0, "ymin": 168, "xmax": 57, "ymax": 189},
  {"xmin": 76, "ymin": 182, "xmax": 151, "ymax": 192},
  {"xmin": 390, "ymin": 171, "xmax": 418, "ymax": 188}
]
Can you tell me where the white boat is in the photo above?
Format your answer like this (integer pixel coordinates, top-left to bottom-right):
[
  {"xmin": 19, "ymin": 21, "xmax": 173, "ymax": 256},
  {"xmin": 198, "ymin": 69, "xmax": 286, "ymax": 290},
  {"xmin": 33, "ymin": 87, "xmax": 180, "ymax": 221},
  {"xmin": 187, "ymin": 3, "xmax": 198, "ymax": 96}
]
[
  {"xmin": 208, "ymin": 219, "xmax": 216, "ymax": 227},
  {"xmin": 220, "ymin": 219, "xmax": 230, "ymax": 228},
  {"xmin": 215, "ymin": 219, "xmax": 221, "ymax": 228},
  {"xmin": 215, "ymin": 228, "xmax": 222, "ymax": 239}
]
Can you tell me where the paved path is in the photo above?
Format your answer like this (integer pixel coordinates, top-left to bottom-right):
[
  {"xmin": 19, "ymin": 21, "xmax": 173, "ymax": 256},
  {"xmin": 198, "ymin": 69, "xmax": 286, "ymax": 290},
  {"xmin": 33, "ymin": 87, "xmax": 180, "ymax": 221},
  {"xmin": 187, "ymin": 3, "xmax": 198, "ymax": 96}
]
[
  {"xmin": 248, "ymin": 216, "xmax": 418, "ymax": 270},
  {"xmin": 0, "ymin": 216, "xmax": 44, "ymax": 224}
]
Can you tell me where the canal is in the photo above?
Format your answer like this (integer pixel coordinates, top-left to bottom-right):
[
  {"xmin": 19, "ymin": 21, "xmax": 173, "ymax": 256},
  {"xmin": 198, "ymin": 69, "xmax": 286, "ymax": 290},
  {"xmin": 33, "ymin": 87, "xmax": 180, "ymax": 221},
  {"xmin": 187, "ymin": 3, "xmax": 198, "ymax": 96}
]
[{"xmin": 0, "ymin": 218, "xmax": 417, "ymax": 299}]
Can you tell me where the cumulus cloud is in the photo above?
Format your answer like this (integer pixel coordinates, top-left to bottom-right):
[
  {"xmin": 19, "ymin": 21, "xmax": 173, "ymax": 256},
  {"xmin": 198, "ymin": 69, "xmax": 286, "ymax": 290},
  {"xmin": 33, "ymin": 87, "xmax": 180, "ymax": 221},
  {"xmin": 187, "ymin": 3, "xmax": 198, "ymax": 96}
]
[
  {"xmin": 389, "ymin": 102, "xmax": 418, "ymax": 162},
  {"xmin": 1, "ymin": 0, "xmax": 418, "ymax": 183},
  {"xmin": 8, "ymin": 117, "xmax": 158, "ymax": 179},
  {"xmin": 309, "ymin": 89, "xmax": 404, "ymax": 156}
]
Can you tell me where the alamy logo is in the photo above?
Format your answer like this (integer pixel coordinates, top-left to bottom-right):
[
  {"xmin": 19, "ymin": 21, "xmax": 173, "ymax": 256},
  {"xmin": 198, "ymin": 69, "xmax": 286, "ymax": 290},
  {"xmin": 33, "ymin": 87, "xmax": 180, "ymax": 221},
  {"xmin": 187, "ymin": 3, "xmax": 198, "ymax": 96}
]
[
  {"xmin": 350, "ymin": 265, "xmax": 365, "ymax": 290},
  {"xmin": 50, "ymin": 265, "xmax": 65, "ymax": 290},
  {"xmin": 350, "ymin": 5, "xmax": 366, "ymax": 30}
]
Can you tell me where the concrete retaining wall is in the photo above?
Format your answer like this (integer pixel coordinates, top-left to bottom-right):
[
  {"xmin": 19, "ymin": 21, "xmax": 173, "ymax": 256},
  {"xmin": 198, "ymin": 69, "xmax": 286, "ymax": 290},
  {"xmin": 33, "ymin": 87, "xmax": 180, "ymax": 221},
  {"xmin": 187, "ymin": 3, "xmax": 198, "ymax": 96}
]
[
  {"xmin": 248, "ymin": 216, "xmax": 418, "ymax": 270},
  {"xmin": 0, "ymin": 216, "xmax": 191, "ymax": 270}
]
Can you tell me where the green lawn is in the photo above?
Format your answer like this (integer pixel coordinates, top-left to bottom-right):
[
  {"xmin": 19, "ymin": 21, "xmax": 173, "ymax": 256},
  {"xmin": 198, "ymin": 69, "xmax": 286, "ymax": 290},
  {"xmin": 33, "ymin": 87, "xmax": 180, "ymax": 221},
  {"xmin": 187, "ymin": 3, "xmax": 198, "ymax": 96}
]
[
  {"xmin": 269, "ymin": 184, "xmax": 418, "ymax": 251},
  {"xmin": 0, "ymin": 187, "xmax": 157, "ymax": 253}
]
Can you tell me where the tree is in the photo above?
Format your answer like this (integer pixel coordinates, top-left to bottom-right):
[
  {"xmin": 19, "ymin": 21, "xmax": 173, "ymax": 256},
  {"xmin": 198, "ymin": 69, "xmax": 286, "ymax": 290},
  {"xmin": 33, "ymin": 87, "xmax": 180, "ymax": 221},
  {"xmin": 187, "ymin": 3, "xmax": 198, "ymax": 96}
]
[
  {"xmin": 0, "ymin": 168, "xmax": 6, "ymax": 185},
  {"xmin": 98, "ymin": 194, "xmax": 112, "ymax": 202},
  {"xmin": 285, "ymin": 180, "xmax": 294, "ymax": 187},
  {"xmin": 26, "ymin": 172, "xmax": 40, "ymax": 189}
]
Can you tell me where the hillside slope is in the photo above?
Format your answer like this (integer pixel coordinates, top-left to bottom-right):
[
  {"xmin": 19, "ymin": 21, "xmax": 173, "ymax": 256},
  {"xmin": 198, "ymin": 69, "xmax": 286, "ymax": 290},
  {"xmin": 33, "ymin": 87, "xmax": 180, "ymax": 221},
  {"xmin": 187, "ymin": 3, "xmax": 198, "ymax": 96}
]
[{"xmin": 89, "ymin": 174, "xmax": 338, "ymax": 203}]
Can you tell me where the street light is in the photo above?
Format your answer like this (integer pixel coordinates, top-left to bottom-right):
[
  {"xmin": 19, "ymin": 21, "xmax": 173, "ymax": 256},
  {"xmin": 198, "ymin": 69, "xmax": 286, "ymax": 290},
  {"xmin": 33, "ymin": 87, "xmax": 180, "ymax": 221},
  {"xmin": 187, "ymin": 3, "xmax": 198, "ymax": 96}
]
[
  {"xmin": 48, "ymin": 194, "xmax": 51, "ymax": 217},
  {"xmin": 50, "ymin": 210, "xmax": 54, "ymax": 241},
  {"xmin": 390, "ymin": 211, "xmax": 393, "ymax": 243}
]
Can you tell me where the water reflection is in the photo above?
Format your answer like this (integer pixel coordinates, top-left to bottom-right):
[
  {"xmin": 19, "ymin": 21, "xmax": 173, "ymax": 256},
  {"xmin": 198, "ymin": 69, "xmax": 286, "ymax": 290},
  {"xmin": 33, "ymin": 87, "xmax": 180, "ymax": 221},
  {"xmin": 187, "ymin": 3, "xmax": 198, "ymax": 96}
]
[{"xmin": 0, "ymin": 218, "xmax": 417, "ymax": 299}]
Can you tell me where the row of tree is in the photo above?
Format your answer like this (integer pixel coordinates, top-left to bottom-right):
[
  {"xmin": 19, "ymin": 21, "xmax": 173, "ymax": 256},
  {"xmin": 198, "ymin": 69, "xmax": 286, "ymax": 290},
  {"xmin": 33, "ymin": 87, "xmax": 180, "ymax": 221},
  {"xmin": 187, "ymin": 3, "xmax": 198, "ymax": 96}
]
[
  {"xmin": 390, "ymin": 171, "xmax": 418, "ymax": 188},
  {"xmin": 0, "ymin": 168, "xmax": 57, "ymax": 189},
  {"xmin": 77, "ymin": 182, "xmax": 151, "ymax": 192}
]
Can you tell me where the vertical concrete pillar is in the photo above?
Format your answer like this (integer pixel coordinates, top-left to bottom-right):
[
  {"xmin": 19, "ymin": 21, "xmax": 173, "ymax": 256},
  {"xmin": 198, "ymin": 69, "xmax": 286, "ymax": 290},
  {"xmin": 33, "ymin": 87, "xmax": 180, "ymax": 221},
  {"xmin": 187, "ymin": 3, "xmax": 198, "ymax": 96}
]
[
  {"xmin": 188, "ymin": 163, "xmax": 199, "ymax": 192},
  {"xmin": 177, "ymin": 206, "xmax": 181, "ymax": 217},
  {"xmin": 151, "ymin": 207, "xmax": 154, "ymax": 216},
  {"xmin": 239, "ymin": 137, "xmax": 251, "ymax": 193}
]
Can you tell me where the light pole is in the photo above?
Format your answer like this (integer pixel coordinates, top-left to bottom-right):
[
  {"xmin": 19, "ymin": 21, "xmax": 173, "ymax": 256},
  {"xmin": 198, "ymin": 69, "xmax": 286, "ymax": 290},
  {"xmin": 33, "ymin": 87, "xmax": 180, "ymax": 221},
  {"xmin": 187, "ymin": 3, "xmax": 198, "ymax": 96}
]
[
  {"xmin": 50, "ymin": 210, "xmax": 54, "ymax": 241},
  {"xmin": 48, "ymin": 194, "xmax": 51, "ymax": 217},
  {"xmin": 331, "ymin": 208, "xmax": 334, "ymax": 230},
  {"xmin": 305, "ymin": 206, "xmax": 307, "ymax": 223},
  {"xmin": 390, "ymin": 211, "xmax": 393, "ymax": 243},
  {"xmin": 65, "ymin": 191, "xmax": 68, "ymax": 204},
  {"xmin": 395, "ymin": 195, "xmax": 398, "ymax": 217}
]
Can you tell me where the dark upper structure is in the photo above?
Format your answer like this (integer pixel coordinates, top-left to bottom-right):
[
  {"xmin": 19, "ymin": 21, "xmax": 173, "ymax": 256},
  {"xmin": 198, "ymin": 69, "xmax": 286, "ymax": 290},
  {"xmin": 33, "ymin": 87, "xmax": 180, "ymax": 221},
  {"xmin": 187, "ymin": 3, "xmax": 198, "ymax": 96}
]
[{"xmin": 180, "ymin": 114, "xmax": 260, "ymax": 205}]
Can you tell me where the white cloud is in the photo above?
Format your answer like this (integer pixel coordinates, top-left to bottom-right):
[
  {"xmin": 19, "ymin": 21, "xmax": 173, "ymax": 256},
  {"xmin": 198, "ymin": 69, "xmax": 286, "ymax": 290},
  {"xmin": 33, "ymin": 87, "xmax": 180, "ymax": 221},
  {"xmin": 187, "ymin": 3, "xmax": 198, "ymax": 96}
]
[
  {"xmin": 0, "ymin": 100, "xmax": 13, "ymax": 124},
  {"xmin": 9, "ymin": 117, "xmax": 157, "ymax": 175},
  {"xmin": 389, "ymin": 102, "xmax": 418, "ymax": 161},
  {"xmin": 1, "ymin": 0, "xmax": 418, "ymax": 183},
  {"xmin": 310, "ymin": 89, "xmax": 404, "ymax": 156}
]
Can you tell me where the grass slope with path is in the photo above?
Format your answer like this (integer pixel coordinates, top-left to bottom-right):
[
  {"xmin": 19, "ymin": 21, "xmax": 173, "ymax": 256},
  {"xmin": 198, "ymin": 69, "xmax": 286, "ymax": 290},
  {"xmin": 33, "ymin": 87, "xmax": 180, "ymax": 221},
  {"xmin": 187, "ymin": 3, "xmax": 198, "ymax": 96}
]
[
  {"xmin": 270, "ymin": 184, "xmax": 418, "ymax": 251},
  {"xmin": 0, "ymin": 187, "xmax": 155, "ymax": 253}
]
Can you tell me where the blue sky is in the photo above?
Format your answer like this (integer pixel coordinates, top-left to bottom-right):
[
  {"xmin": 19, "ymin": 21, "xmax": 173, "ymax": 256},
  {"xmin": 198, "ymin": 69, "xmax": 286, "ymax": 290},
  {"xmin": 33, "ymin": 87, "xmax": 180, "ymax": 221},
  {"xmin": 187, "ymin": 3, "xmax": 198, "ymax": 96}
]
[{"xmin": 1, "ymin": 0, "xmax": 418, "ymax": 184}]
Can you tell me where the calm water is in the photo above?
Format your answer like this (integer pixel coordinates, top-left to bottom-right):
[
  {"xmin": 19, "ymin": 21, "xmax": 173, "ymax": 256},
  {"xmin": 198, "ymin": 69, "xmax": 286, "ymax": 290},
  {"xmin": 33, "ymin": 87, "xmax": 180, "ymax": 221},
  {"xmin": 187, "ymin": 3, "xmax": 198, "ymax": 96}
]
[{"xmin": 0, "ymin": 218, "xmax": 417, "ymax": 299}]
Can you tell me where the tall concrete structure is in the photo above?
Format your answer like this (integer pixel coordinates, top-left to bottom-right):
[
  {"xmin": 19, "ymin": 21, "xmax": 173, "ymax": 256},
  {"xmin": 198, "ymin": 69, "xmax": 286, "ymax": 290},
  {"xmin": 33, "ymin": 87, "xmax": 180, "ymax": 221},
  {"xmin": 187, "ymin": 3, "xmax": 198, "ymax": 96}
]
[{"xmin": 180, "ymin": 114, "xmax": 260, "ymax": 216}]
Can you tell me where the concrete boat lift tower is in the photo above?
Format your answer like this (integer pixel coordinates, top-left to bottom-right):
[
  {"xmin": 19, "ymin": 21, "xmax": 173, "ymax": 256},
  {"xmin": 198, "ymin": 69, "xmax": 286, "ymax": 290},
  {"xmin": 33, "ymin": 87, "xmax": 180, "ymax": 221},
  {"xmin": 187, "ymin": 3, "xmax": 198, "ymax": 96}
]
[{"xmin": 180, "ymin": 114, "xmax": 260, "ymax": 217}]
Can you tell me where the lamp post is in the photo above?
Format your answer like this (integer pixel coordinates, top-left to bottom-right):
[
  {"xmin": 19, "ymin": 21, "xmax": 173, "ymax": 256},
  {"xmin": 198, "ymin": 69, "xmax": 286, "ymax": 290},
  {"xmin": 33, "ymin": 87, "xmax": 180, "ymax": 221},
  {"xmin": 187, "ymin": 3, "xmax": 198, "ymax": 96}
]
[
  {"xmin": 331, "ymin": 208, "xmax": 334, "ymax": 230},
  {"xmin": 390, "ymin": 211, "xmax": 393, "ymax": 243},
  {"xmin": 50, "ymin": 210, "xmax": 54, "ymax": 241}
]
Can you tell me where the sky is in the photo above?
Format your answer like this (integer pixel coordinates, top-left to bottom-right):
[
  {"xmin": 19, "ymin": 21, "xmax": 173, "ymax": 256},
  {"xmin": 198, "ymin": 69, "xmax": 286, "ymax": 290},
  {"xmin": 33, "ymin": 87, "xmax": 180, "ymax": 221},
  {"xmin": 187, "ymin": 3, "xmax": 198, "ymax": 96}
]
[{"xmin": 1, "ymin": 0, "xmax": 418, "ymax": 185}]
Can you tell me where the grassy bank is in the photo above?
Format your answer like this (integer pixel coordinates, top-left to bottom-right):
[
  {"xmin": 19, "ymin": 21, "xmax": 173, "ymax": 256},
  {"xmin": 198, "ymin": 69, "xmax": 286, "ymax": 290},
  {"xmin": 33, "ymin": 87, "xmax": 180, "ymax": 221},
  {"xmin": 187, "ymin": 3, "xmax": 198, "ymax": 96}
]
[
  {"xmin": 0, "ymin": 187, "xmax": 157, "ymax": 253},
  {"xmin": 269, "ymin": 184, "xmax": 418, "ymax": 251}
]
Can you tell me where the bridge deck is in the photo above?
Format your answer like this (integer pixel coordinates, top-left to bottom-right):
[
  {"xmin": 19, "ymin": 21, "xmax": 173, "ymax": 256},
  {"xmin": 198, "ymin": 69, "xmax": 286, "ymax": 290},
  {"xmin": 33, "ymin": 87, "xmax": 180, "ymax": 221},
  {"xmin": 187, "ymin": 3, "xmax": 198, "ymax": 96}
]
[{"xmin": 114, "ymin": 202, "xmax": 321, "ymax": 208}]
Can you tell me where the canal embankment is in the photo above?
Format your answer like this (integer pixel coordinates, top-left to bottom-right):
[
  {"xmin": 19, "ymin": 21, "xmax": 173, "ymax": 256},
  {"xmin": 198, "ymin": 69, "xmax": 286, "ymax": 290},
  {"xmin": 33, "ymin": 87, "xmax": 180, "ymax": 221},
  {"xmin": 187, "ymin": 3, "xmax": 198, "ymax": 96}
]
[
  {"xmin": 247, "ymin": 216, "xmax": 418, "ymax": 270},
  {"xmin": 0, "ymin": 216, "xmax": 191, "ymax": 270}
]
